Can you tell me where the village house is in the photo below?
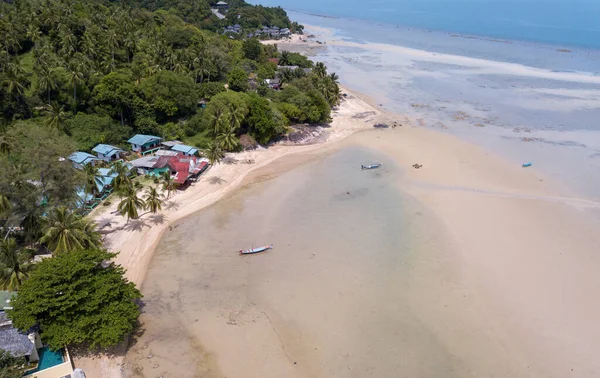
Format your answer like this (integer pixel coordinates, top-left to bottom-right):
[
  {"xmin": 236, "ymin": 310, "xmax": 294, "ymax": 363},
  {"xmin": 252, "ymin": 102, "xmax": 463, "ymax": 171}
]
[
  {"xmin": 130, "ymin": 152, "xmax": 209, "ymax": 185},
  {"xmin": 215, "ymin": 1, "xmax": 228, "ymax": 10},
  {"xmin": 170, "ymin": 144, "xmax": 199, "ymax": 157},
  {"xmin": 68, "ymin": 151, "xmax": 98, "ymax": 170},
  {"xmin": 127, "ymin": 134, "xmax": 162, "ymax": 155},
  {"xmin": 92, "ymin": 144, "xmax": 124, "ymax": 162},
  {"xmin": 265, "ymin": 78, "xmax": 281, "ymax": 90},
  {"xmin": 0, "ymin": 310, "xmax": 74, "ymax": 378}
]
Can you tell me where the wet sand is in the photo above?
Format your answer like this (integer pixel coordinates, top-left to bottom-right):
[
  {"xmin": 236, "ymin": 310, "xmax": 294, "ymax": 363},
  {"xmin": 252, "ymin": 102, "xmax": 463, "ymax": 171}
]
[{"xmin": 123, "ymin": 125, "xmax": 600, "ymax": 378}]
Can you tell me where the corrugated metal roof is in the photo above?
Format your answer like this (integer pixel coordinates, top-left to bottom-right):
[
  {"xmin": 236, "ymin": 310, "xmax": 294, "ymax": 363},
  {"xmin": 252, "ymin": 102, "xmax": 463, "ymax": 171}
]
[
  {"xmin": 68, "ymin": 152, "xmax": 97, "ymax": 165},
  {"xmin": 92, "ymin": 144, "xmax": 123, "ymax": 156},
  {"xmin": 171, "ymin": 144, "xmax": 198, "ymax": 155},
  {"xmin": 127, "ymin": 134, "xmax": 161, "ymax": 146}
]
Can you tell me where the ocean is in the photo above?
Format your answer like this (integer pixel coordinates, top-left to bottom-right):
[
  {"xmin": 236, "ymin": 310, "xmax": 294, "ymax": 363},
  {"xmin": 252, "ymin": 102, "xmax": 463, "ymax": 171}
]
[
  {"xmin": 124, "ymin": 144, "xmax": 524, "ymax": 377},
  {"xmin": 250, "ymin": 0, "xmax": 600, "ymax": 50}
]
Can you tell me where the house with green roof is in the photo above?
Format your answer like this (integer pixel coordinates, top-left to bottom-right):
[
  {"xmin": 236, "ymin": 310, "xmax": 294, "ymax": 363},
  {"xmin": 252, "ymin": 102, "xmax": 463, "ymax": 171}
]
[
  {"xmin": 127, "ymin": 134, "xmax": 162, "ymax": 155},
  {"xmin": 92, "ymin": 144, "xmax": 124, "ymax": 162}
]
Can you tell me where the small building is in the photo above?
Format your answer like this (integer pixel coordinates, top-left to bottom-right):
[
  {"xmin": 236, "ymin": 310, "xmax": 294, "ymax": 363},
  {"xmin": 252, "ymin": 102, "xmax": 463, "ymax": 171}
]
[
  {"xmin": 266, "ymin": 78, "xmax": 281, "ymax": 90},
  {"xmin": 92, "ymin": 144, "xmax": 124, "ymax": 162},
  {"xmin": 129, "ymin": 155, "xmax": 172, "ymax": 176},
  {"xmin": 127, "ymin": 134, "xmax": 162, "ymax": 155},
  {"xmin": 0, "ymin": 311, "xmax": 75, "ymax": 378},
  {"xmin": 68, "ymin": 152, "xmax": 98, "ymax": 170},
  {"xmin": 215, "ymin": 1, "xmax": 228, "ymax": 9},
  {"xmin": 161, "ymin": 140, "xmax": 183, "ymax": 149},
  {"xmin": 280, "ymin": 28, "xmax": 291, "ymax": 36},
  {"xmin": 171, "ymin": 144, "xmax": 199, "ymax": 157}
]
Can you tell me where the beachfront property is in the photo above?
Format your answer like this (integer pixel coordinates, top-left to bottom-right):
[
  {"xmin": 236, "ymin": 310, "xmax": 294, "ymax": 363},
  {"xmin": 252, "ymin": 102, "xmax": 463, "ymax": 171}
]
[
  {"xmin": 68, "ymin": 151, "xmax": 98, "ymax": 170},
  {"xmin": 127, "ymin": 134, "xmax": 162, "ymax": 155},
  {"xmin": 92, "ymin": 144, "xmax": 124, "ymax": 162},
  {"xmin": 129, "ymin": 152, "xmax": 208, "ymax": 185},
  {"xmin": 170, "ymin": 144, "xmax": 199, "ymax": 156},
  {"xmin": 0, "ymin": 311, "xmax": 74, "ymax": 378}
]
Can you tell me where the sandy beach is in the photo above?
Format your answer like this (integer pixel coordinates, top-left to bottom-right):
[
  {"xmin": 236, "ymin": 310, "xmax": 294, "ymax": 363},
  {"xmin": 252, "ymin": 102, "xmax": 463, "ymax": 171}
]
[{"xmin": 75, "ymin": 33, "xmax": 600, "ymax": 378}]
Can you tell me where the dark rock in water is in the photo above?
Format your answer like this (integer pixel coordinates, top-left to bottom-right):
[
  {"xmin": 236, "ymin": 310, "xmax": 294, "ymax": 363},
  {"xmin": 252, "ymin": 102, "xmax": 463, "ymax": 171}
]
[
  {"xmin": 412, "ymin": 163, "xmax": 423, "ymax": 169},
  {"xmin": 373, "ymin": 123, "xmax": 389, "ymax": 129}
]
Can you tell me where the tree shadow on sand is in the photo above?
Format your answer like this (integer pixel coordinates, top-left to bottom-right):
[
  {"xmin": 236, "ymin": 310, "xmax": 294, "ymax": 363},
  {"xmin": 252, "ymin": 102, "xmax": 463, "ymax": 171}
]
[
  {"xmin": 208, "ymin": 176, "xmax": 226, "ymax": 185},
  {"xmin": 164, "ymin": 200, "xmax": 179, "ymax": 211},
  {"xmin": 123, "ymin": 219, "xmax": 149, "ymax": 232},
  {"xmin": 222, "ymin": 156, "xmax": 238, "ymax": 165},
  {"xmin": 148, "ymin": 213, "xmax": 166, "ymax": 225}
]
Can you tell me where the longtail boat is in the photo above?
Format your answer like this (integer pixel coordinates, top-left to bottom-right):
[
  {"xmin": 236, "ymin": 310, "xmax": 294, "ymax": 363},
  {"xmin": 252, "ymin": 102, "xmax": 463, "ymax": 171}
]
[
  {"xmin": 361, "ymin": 163, "xmax": 382, "ymax": 170},
  {"xmin": 240, "ymin": 244, "xmax": 273, "ymax": 255}
]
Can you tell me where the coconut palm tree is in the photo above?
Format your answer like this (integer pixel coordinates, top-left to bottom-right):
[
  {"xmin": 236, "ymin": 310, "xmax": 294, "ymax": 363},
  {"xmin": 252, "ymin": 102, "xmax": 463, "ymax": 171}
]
[
  {"xmin": 39, "ymin": 206, "xmax": 100, "ymax": 254},
  {"xmin": 43, "ymin": 102, "xmax": 69, "ymax": 134},
  {"xmin": 161, "ymin": 171, "xmax": 176, "ymax": 199},
  {"xmin": 83, "ymin": 163, "xmax": 104, "ymax": 197},
  {"xmin": 279, "ymin": 51, "xmax": 290, "ymax": 66},
  {"xmin": 0, "ymin": 194, "xmax": 11, "ymax": 215},
  {"xmin": 117, "ymin": 184, "xmax": 144, "ymax": 222},
  {"xmin": 0, "ymin": 238, "xmax": 35, "ymax": 290},
  {"xmin": 38, "ymin": 67, "xmax": 57, "ymax": 104},
  {"xmin": 314, "ymin": 62, "xmax": 327, "ymax": 79},
  {"xmin": 329, "ymin": 72, "xmax": 339, "ymax": 84},
  {"xmin": 217, "ymin": 124, "xmax": 240, "ymax": 152},
  {"xmin": 110, "ymin": 161, "xmax": 133, "ymax": 193},
  {"xmin": 205, "ymin": 141, "xmax": 225, "ymax": 166},
  {"xmin": 207, "ymin": 105, "xmax": 226, "ymax": 140},
  {"xmin": 143, "ymin": 186, "xmax": 163, "ymax": 214},
  {"xmin": 66, "ymin": 62, "xmax": 84, "ymax": 109}
]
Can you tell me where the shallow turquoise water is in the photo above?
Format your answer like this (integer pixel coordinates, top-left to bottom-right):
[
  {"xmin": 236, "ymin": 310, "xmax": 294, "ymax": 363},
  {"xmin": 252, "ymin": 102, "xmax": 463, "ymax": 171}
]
[{"xmin": 250, "ymin": 0, "xmax": 600, "ymax": 49}]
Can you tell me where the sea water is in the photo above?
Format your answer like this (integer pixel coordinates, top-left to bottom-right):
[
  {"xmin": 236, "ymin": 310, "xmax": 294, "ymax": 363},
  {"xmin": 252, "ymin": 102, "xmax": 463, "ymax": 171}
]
[
  {"xmin": 248, "ymin": 1, "xmax": 600, "ymax": 200},
  {"xmin": 250, "ymin": 0, "xmax": 600, "ymax": 49},
  {"xmin": 125, "ymin": 145, "xmax": 525, "ymax": 377}
]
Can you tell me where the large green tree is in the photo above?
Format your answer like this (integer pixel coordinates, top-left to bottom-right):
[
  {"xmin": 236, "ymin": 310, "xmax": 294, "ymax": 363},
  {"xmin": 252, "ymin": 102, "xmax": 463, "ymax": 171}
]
[
  {"xmin": 139, "ymin": 70, "xmax": 198, "ymax": 121},
  {"xmin": 7, "ymin": 249, "xmax": 142, "ymax": 350},
  {"xmin": 0, "ymin": 238, "xmax": 34, "ymax": 291}
]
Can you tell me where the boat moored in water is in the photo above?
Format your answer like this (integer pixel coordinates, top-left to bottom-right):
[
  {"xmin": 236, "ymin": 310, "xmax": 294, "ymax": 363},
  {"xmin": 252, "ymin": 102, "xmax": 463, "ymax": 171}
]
[
  {"xmin": 240, "ymin": 244, "xmax": 273, "ymax": 255},
  {"xmin": 361, "ymin": 163, "xmax": 382, "ymax": 170}
]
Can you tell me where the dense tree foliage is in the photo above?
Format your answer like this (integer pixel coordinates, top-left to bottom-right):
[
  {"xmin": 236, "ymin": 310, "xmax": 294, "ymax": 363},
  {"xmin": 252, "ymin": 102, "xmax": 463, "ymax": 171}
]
[
  {"xmin": 0, "ymin": 0, "xmax": 338, "ymax": 151},
  {"xmin": 0, "ymin": 349, "xmax": 25, "ymax": 378},
  {"xmin": 7, "ymin": 249, "xmax": 142, "ymax": 350}
]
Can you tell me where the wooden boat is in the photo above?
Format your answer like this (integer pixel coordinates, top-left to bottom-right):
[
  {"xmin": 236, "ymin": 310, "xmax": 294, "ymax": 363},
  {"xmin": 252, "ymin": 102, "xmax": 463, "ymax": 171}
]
[
  {"xmin": 240, "ymin": 244, "xmax": 273, "ymax": 255},
  {"xmin": 361, "ymin": 163, "xmax": 382, "ymax": 170}
]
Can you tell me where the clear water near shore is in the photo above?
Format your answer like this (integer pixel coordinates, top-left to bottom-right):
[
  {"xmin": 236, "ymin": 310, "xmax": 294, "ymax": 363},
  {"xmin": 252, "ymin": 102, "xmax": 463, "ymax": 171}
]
[{"xmin": 125, "ymin": 145, "xmax": 521, "ymax": 377}]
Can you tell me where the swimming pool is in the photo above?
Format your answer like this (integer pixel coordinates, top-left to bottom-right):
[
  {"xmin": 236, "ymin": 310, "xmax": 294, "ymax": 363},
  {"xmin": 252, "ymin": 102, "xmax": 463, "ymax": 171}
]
[{"xmin": 23, "ymin": 347, "xmax": 64, "ymax": 375}]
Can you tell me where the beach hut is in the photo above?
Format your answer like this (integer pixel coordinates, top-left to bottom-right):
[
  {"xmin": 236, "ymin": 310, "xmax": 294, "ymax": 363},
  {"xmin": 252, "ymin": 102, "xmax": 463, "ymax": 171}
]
[
  {"xmin": 127, "ymin": 134, "xmax": 162, "ymax": 155},
  {"xmin": 68, "ymin": 152, "xmax": 98, "ymax": 170},
  {"xmin": 170, "ymin": 144, "xmax": 199, "ymax": 157},
  {"xmin": 92, "ymin": 144, "xmax": 124, "ymax": 162},
  {"xmin": 215, "ymin": 1, "xmax": 228, "ymax": 9},
  {"xmin": 129, "ymin": 155, "xmax": 172, "ymax": 176}
]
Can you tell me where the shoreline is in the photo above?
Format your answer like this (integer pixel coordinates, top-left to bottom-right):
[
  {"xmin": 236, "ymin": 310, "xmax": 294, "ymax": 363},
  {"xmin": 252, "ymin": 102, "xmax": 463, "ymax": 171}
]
[{"xmin": 78, "ymin": 32, "xmax": 600, "ymax": 377}]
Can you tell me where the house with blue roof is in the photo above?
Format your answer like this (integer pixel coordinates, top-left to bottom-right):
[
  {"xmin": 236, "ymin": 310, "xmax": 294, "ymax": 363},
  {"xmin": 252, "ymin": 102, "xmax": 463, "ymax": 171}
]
[
  {"xmin": 170, "ymin": 144, "xmax": 199, "ymax": 156},
  {"xmin": 92, "ymin": 144, "xmax": 124, "ymax": 162},
  {"xmin": 68, "ymin": 152, "xmax": 98, "ymax": 170},
  {"xmin": 127, "ymin": 134, "xmax": 162, "ymax": 155}
]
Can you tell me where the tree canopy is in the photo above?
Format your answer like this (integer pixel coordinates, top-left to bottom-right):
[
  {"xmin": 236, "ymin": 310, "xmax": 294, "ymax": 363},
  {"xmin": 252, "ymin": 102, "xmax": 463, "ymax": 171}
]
[{"xmin": 7, "ymin": 249, "xmax": 142, "ymax": 350}]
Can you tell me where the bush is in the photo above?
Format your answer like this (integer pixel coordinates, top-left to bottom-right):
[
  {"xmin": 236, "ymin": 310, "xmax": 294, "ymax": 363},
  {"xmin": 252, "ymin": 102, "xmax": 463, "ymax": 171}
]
[{"xmin": 197, "ymin": 82, "xmax": 227, "ymax": 100}]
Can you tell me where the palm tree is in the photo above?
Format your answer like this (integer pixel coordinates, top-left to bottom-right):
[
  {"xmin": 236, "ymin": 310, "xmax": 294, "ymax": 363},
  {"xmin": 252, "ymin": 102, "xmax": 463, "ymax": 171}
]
[
  {"xmin": 279, "ymin": 51, "xmax": 290, "ymax": 66},
  {"xmin": 205, "ymin": 141, "xmax": 225, "ymax": 166},
  {"xmin": 40, "ymin": 206, "xmax": 100, "ymax": 254},
  {"xmin": 0, "ymin": 238, "xmax": 34, "ymax": 290},
  {"xmin": 0, "ymin": 194, "xmax": 10, "ymax": 215},
  {"xmin": 110, "ymin": 161, "xmax": 132, "ymax": 193},
  {"xmin": 207, "ymin": 106, "xmax": 226, "ymax": 140},
  {"xmin": 314, "ymin": 62, "xmax": 327, "ymax": 79},
  {"xmin": 67, "ymin": 62, "xmax": 84, "ymax": 109},
  {"xmin": 217, "ymin": 125, "xmax": 240, "ymax": 151},
  {"xmin": 161, "ymin": 171, "xmax": 176, "ymax": 199},
  {"xmin": 117, "ymin": 184, "xmax": 144, "ymax": 222},
  {"xmin": 44, "ymin": 102, "xmax": 69, "ymax": 134},
  {"xmin": 329, "ymin": 72, "xmax": 339, "ymax": 84},
  {"xmin": 83, "ymin": 163, "xmax": 103, "ymax": 197},
  {"xmin": 143, "ymin": 187, "xmax": 163, "ymax": 214},
  {"xmin": 38, "ymin": 68, "xmax": 57, "ymax": 103}
]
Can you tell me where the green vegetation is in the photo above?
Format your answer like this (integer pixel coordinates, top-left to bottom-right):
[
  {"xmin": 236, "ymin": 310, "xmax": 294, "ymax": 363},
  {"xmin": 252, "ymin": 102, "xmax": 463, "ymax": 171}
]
[
  {"xmin": 0, "ymin": 0, "xmax": 339, "ymax": 154},
  {"xmin": 0, "ymin": 349, "xmax": 25, "ymax": 378},
  {"xmin": 0, "ymin": 0, "xmax": 341, "ymax": 355},
  {"xmin": 7, "ymin": 249, "xmax": 142, "ymax": 350}
]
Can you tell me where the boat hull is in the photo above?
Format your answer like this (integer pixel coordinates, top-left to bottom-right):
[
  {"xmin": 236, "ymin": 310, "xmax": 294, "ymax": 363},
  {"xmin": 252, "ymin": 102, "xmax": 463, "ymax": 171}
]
[
  {"xmin": 240, "ymin": 244, "xmax": 273, "ymax": 255},
  {"xmin": 361, "ymin": 163, "xmax": 381, "ymax": 170}
]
